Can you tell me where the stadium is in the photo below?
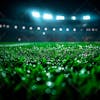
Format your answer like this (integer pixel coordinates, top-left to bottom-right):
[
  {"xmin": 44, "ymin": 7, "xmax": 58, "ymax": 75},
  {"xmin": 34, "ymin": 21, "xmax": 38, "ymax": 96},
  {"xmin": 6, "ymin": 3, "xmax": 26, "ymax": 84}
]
[{"xmin": 0, "ymin": 0, "xmax": 100, "ymax": 100}]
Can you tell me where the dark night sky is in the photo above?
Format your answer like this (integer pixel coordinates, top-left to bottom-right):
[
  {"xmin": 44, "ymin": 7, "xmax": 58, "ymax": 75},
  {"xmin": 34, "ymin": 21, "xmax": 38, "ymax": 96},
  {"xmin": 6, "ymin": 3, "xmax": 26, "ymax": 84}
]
[{"xmin": 0, "ymin": 0, "xmax": 100, "ymax": 19}]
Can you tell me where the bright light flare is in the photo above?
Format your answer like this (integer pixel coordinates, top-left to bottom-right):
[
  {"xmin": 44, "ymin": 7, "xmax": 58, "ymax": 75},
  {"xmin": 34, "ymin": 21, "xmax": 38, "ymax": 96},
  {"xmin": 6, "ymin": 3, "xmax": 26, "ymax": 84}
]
[
  {"xmin": 22, "ymin": 26, "xmax": 26, "ymax": 30},
  {"xmin": 18, "ymin": 38, "xmax": 21, "ymax": 42},
  {"xmin": 37, "ymin": 27, "xmax": 41, "ymax": 30},
  {"xmin": 56, "ymin": 16, "xmax": 65, "ymax": 20},
  {"xmin": 53, "ymin": 28, "xmax": 56, "ymax": 31},
  {"xmin": 83, "ymin": 15, "xmax": 91, "ymax": 20},
  {"xmin": 86, "ymin": 28, "xmax": 91, "ymax": 31},
  {"xmin": 29, "ymin": 27, "xmax": 33, "ymax": 30},
  {"xmin": 6, "ymin": 25, "xmax": 10, "ymax": 28},
  {"xmin": 32, "ymin": 11, "xmax": 40, "ymax": 18},
  {"xmin": 43, "ymin": 14, "xmax": 53, "ymax": 20},
  {"xmin": 3, "ymin": 24, "xmax": 5, "ymax": 27},
  {"xmin": 14, "ymin": 25, "xmax": 18, "ymax": 29},
  {"xmin": 73, "ymin": 28, "xmax": 76, "ymax": 32},
  {"xmin": 59, "ymin": 28, "xmax": 63, "ymax": 31},
  {"xmin": 71, "ymin": 16, "xmax": 76, "ymax": 20},
  {"xmin": 44, "ymin": 27, "xmax": 48, "ymax": 31},
  {"xmin": 43, "ymin": 32, "xmax": 46, "ymax": 35},
  {"xmin": 66, "ymin": 28, "xmax": 69, "ymax": 31},
  {"xmin": 0, "ymin": 24, "xmax": 2, "ymax": 28}
]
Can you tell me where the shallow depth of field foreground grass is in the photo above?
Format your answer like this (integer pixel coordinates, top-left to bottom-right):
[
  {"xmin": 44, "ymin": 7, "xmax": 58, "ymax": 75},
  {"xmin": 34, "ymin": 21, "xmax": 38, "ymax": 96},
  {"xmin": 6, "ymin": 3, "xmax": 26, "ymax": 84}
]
[{"xmin": 0, "ymin": 42, "xmax": 100, "ymax": 100}]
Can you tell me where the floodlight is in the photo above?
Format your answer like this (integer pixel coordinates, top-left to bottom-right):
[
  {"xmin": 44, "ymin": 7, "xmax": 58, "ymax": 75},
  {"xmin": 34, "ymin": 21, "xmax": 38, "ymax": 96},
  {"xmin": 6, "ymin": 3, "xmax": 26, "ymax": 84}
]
[
  {"xmin": 59, "ymin": 28, "xmax": 62, "ymax": 31},
  {"xmin": 32, "ymin": 11, "xmax": 40, "ymax": 18},
  {"xmin": 29, "ymin": 27, "xmax": 33, "ymax": 30},
  {"xmin": 44, "ymin": 27, "xmax": 48, "ymax": 31},
  {"xmin": 43, "ymin": 14, "xmax": 53, "ymax": 20},
  {"xmin": 18, "ymin": 38, "xmax": 21, "ymax": 41},
  {"xmin": 83, "ymin": 15, "xmax": 90, "ymax": 20},
  {"xmin": 37, "ymin": 27, "xmax": 40, "ymax": 30},
  {"xmin": 0, "ymin": 24, "xmax": 2, "ymax": 28},
  {"xmin": 22, "ymin": 26, "xmax": 26, "ymax": 30},
  {"xmin": 92, "ymin": 28, "xmax": 95, "ymax": 32},
  {"xmin": 56, "ymin": 16, "xmax": 65, "ymax": 20},
  {"xmin": 6, "ymin": 25, "xmax": 10, "ymax": 28},
  {"xmin": 14, "ymin": 25, "xmax": 18, "ymax": 29},
  {"xmin": 71, "ymin": 16, "xmax": 76, "ymax": 20},
  {"xmin": 43, "ymin": 32, "xmax": 46, "ymax": 35},
  {"xmin": 73, "ymin": 28, "xmax": 76, "ymax": 32},
  {"xmin": 66, "ymin": 28, "xmax": 69, "ymax": 31},
  {"xmin": 53, "ymin": 28, "xmax": 56, "ymax": 31},
  {"xmin": 86, "ymin": 28, "xmax": 91, "ymax": 31},
  {"xmin": 3, "ymin": 24, "xmax": 5, "ymax": 27}
]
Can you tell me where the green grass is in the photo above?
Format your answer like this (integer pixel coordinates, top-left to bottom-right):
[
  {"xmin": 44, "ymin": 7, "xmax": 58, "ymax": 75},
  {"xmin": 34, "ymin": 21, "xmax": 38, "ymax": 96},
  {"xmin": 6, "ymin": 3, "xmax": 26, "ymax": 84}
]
[{"xmin": 0, "ymin": 42, "xmax": 100, "ymax": 100}]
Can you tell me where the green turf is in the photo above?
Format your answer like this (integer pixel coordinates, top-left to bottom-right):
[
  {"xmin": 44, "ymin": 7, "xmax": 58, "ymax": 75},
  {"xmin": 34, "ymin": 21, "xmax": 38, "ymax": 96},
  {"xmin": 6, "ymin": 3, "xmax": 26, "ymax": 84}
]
[{"xmin": 0, "ymin": 42, "xmax": 100, "ymax": 100}]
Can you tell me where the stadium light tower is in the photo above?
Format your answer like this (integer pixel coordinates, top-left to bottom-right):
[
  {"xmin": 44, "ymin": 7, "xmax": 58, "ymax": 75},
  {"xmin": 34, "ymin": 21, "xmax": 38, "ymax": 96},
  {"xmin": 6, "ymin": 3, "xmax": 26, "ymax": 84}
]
[
  {"xmin": 56, "ymin": 16, "xmax": 65, "ymax": 20},
  {"xmin": 83, "ymin": 15, "xmax": 91, "ymax": 20},
  {"xmin": 32, "ymin": 11, "xmax": 40, "ymax": 18},
  {"xmin": 71, "ymin": 16, "xmax": 76, "ymax": 20},
  {"xmin": 43, "ymin": 14, "xmax": 53, "ymax": 20}
]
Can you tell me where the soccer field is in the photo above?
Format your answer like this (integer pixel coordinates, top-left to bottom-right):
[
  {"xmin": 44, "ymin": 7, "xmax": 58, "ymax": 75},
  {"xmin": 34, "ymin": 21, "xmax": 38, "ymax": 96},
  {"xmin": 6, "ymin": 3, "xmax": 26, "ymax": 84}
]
[{"xmin": 0, "ymin": 42, "xmax": 100, "ymax": 100}]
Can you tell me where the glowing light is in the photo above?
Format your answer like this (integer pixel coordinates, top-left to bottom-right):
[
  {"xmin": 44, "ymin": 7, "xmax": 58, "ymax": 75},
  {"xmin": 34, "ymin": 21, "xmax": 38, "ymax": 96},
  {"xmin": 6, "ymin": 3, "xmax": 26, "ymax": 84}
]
[
  {"xmin": 73, "ymin": 28, "xmax": 76, "ymax": 32},
  {"xmin": 36, "ymin": 77, "xmax": 41, "ymax": 81},
  {"xmin": 59, "ymin": 28, "xmax": 63, "ymax": 31},
  {"xmin": 92, "ymin": 28, "xmax": 95, "ymax": 32},
  {"xmin": 56, "ymin": 16, "xmax": 65, "ymax": 20},
  {"xmin": 46, "ymin": 81, "xmax": 53, "ymax": 87},
  {"xmin": 1, "ymin": 72, "xmax": 6, "ymax": 77},
  {"xmin": 43, "ymin": 14, "xmax": 53, "ymax": 20},
  {"xmin": 18, "ymin": 38, "xmax": 21, "ymax": 41},
  {"xmin": 32, "ymin": 11, "xmax": 40, "ymax": 18},
  {"xmin": 83, "ymin": 15, "xmax": 91, "ymax": 20},
  {"xmin": 80, "ymin": 68, "xmax": 86, "ymax": 74},
  {"xmin": 0, "ymin": 24, "xmax": 2, "ymax": 28},
  {"xmin": 6, "ymin": 25, "xmax": 10, "ymax": 28},
  {"xmin": 44, "ymin": 27, "xmax": 48, "ymax": 31},
  {"xmin": 66, "ymin": 28, "xmax": 69, "ymax": 31},
  {"xmin": 37, "ymin": 27, "xmax": 41, "ymax": 30},
  {"xmin": 43, "ymin": 32, "xmax": 46, "ymax": 35},
  {"xmin": 22, "ymin": 26, "xmax": 26, "ymax": 30},
  {"xmin": 14, "ymin": 25, "xmax": 18, "ymax": 29},
  {"xmin": 29, "ymin": 27, "xmax": 33, "ymax": 30},
  {"xmin": 71, "ymin": 16, "xmax": 76, "ymax": 20},
  {"xmin": 3, "ymin": 24, "xmax": 5, "ymax": 27},
  {"xmin": 53, "ymin": 28, "xmax": 56, "ymax": 31},
  {"xmin": 86, "ymin": 28, "xmax": 91, "ymax": 31}
]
